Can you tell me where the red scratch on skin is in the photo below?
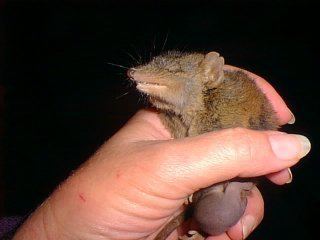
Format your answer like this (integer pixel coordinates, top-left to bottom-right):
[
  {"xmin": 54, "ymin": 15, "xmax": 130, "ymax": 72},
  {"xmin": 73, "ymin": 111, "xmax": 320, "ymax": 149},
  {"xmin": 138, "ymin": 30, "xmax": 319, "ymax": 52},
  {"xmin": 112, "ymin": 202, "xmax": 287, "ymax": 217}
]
[
  {"xmin": 79, "ymin": 193, "xmax": 86, "ymax": 202},
  {"xmin": 116, "ymin": 170, "xmax": 122, "ymax": 179}
]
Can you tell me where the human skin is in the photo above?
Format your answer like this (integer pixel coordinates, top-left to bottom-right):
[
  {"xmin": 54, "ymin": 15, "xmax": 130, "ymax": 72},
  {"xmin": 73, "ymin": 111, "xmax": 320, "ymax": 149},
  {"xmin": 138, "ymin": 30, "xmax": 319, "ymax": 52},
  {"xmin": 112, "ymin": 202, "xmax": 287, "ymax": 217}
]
[{"xmin": 13, "ymin": 67, "xmax": 310, "ymax": 240}]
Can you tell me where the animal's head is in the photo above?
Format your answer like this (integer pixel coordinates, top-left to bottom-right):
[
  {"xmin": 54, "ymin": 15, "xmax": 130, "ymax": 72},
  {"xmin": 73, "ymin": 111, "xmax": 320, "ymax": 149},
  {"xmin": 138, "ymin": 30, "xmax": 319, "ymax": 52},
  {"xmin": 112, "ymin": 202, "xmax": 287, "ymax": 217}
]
[{"xmin": 128, "ymin": 51, "xmax": 224, "ymax": 113}]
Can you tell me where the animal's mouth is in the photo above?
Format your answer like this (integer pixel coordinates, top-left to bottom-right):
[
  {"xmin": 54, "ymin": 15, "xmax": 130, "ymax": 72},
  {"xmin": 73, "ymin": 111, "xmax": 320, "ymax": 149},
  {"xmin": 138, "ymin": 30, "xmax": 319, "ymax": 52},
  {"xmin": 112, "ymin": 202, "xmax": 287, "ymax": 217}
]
[
  {"xmin": 136, "ymin": 81, "xmax": 167, "ymax": 93},
  {"xmin": 127, "ymin": 68, "xmax": 167, "ymax": 92},
  {"xmin": 136, "ymin": 81, "xmax": 163, "ymax": 87}
]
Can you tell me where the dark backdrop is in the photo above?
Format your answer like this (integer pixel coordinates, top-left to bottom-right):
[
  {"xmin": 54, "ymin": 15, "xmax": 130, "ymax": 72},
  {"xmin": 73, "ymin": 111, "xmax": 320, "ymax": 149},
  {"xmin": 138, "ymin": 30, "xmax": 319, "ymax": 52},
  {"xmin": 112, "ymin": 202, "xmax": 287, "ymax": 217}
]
[{"xmin": 1, "ymin": 0, "xmax": 319, "ymax": 239}]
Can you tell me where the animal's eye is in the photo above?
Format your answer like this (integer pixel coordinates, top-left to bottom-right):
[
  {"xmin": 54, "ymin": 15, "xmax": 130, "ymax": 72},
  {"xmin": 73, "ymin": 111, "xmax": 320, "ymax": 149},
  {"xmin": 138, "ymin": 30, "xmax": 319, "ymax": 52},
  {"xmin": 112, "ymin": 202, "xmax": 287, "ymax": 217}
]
[
  {"xmin": 152, "ymin": 58, "xmax": 165, "ymax": 67},
  {"xmin": 166, "ymin": 63, "xmax": 182, "ymax": 73}
]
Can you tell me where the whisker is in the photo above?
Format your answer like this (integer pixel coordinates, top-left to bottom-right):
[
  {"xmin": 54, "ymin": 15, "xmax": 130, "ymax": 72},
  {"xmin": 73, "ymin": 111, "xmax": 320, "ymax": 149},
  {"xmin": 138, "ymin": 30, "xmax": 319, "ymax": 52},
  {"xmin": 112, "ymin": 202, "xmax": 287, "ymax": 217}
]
[
  {"xmin": 130, "ymin": 44, "xmax": 143, "ymax": 64},
  {"xmin": 115, "ymin": 91, "xmax": 130, "ymax": 100},
  {"xmin": 106, "ymin": 62, "xmax": 131, "ymax": 70},
  {"xmin": 153, "ymin": 34, "xmax": 157, "ymax": 53},
  {"xmin": 161, "ymin": 30, "xmax": 169, "ymax": 52},
  {"xmin": 123, "ymin": 50, "xmax": 139, "ymax": 64},
  {"xmin": 181, "ymin": 43, "xmax": 190, "ymax": 53}
]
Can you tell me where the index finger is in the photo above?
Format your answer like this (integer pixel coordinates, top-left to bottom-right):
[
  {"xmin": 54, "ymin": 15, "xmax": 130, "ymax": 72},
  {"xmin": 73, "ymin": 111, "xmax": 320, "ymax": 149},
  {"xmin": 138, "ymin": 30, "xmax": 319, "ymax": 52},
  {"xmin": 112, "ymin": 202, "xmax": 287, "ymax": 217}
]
[{"xmin": 224, "ymin": 65, "xmax": 294, "ymax": 125}]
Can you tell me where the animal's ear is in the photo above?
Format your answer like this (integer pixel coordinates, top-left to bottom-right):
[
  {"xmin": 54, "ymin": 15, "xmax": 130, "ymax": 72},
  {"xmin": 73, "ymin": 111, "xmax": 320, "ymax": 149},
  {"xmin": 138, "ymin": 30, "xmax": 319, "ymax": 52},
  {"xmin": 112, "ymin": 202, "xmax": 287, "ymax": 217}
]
[{"xmin": 200, "ymin": 52, "xmax": 225, "ymax": 88}]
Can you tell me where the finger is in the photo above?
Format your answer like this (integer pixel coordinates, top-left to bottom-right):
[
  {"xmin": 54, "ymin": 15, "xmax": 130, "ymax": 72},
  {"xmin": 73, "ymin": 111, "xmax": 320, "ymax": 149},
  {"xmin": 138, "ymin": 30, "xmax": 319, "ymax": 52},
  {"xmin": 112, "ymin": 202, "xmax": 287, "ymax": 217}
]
[
  {"xmin": 226, "ymin": 187, "xmax": 264, "ymax": 240},
  {"xmin": 267, "ymin": 168, "xmax": 293, "ymax": 185},
  {"xmin": 150, "ymin": 128, "xmax": 310, "ymax": 196},
  {"xmin": 110, "ymin": 109, "xmax": 172, "ymax": 142},
  {"xmin": 224, "ymin": 65, "xmax": 294, "ymax": 125}
]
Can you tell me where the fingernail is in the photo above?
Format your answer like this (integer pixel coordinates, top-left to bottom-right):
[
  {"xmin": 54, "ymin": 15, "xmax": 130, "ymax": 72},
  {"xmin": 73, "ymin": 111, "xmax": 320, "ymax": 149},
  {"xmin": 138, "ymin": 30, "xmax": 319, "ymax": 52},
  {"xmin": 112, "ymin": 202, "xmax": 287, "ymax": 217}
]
[
  {"xmin": 295, "ymin": 135, "xmax": 311, "ymax": 158},
  {"xmin": 242, "ymin": 215, "xmax": 256, "ymax": 239},
  {"xmin": 286, "ymin": 168, "xmax": 293, "ymax": 184},
  {"xmin": 288, "ymin": 110, "xmax": 295, "ymax": 124},
  {"xmin": 269, "ymin": 134, "xmax": 311, "ymax": 160}
]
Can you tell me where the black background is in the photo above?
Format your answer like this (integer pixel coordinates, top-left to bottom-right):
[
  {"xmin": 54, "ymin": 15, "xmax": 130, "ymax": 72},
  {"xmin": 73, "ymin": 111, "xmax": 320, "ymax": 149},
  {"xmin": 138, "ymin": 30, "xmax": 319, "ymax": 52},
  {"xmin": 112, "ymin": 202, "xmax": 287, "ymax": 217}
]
[{"xmin": 1, "ymin": 0, "xmax": 319, "ymax": 239}]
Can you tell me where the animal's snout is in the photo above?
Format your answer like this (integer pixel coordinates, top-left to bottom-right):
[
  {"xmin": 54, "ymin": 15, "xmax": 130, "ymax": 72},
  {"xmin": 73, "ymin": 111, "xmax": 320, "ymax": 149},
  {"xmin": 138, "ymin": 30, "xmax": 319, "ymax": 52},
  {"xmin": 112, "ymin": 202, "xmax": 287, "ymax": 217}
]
[{"xmin": 127, "ymin": 68, "xmax": 135, "ymax": 79}]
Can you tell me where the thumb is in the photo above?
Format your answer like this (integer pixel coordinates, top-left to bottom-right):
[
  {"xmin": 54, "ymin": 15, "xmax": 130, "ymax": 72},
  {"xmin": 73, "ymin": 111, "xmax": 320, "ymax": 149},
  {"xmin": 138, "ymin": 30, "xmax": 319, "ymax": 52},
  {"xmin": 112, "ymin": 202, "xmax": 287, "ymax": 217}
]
[{"xmin": 147, "ymin": 128, "xmax": 310, "ymax": 196}]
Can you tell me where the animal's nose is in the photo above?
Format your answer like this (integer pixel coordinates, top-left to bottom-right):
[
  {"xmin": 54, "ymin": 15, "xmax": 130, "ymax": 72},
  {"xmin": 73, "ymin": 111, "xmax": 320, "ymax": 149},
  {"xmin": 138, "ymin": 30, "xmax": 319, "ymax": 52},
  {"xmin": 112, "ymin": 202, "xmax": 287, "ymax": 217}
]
[{"xmin": 127, "ymin": 68, "xmax": 135, "ymax": 79}]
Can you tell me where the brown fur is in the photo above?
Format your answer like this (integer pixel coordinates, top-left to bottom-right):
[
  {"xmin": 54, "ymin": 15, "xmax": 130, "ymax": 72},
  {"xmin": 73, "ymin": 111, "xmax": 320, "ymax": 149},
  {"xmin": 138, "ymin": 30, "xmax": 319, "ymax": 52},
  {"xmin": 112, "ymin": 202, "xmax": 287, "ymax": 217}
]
[
  {"xmin": 129, "ymin": 51, "xmax": 278, "ymax": 138},
  {"xmin": 128, "ymin": 51, "xmax": 279, "ymax": 239}
]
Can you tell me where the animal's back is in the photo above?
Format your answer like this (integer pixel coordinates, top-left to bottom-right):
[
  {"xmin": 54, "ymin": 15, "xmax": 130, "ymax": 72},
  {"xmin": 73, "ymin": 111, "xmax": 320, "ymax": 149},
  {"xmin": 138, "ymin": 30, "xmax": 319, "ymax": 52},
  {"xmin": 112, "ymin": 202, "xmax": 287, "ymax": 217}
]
[{"xmin": 194, "ymin": 70, "xmax": 279, "ymax": 135}]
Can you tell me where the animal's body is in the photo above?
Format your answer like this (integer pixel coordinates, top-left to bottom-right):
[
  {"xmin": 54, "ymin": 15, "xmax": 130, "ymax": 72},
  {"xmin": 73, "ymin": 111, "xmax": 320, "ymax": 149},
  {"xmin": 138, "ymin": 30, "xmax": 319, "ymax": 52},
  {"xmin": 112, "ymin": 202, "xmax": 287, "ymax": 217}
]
[{"xmin": 128, "ymin": 51, "xmax": 279, "ymax": 239}]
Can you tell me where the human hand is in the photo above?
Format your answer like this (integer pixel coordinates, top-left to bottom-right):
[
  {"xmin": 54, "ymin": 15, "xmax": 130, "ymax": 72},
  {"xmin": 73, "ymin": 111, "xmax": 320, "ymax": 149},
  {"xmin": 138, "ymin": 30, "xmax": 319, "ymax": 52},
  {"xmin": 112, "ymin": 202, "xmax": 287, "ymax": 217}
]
[{"xmin": 13, "ymin": 68, "xmax": 310, "ymax": 240}]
